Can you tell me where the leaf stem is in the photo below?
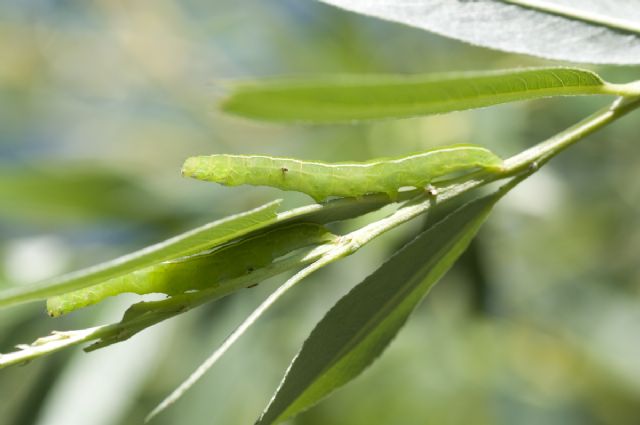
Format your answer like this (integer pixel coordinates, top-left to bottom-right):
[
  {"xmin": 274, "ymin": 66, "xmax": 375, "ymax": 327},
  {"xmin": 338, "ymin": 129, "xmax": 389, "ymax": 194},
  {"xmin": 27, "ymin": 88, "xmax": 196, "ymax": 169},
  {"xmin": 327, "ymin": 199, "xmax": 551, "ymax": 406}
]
[
  {"xmin": 502, "ymin": 96, "xmax": 640, "ymax": 174},
  {"xmin": 0, "ymin": 326, "xmax": 108, "ymax": 368}
]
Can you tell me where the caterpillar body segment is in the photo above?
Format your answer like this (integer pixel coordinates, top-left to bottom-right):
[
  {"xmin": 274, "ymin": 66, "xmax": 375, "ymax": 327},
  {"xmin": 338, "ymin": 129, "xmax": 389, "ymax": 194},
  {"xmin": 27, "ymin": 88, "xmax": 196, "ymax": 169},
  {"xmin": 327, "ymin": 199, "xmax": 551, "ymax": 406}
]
[{"xmin": 182, "ymin": 144, "xmax": 504, "ymax": 202}]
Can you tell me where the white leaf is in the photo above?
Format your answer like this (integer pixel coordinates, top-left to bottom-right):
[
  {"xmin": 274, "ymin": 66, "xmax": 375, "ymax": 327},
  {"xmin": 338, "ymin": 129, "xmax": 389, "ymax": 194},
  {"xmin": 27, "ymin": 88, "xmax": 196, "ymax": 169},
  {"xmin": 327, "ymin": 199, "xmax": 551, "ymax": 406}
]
[{"xmin": 318, "ymin": 0, "xmax": 640, "ymax": 64}]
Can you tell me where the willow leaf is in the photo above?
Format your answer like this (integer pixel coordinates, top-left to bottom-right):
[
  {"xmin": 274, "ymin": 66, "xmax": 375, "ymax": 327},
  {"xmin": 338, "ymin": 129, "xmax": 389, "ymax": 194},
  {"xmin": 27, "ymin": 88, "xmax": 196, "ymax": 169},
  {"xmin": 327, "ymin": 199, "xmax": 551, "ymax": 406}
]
[
  {"xmin": 256, "ymin": 191, "xmax": 502, "ymax": 425},
  {"xmin": 0, "ymin": 201, "xmax": 282, "ymax": 308},
  {"xmin": 318, "ymin": 0, "xmax": 640, "ymax": 65},
  {"xmin": 222, "ymin": 68, "xmax": 637, "ymax": 123}
]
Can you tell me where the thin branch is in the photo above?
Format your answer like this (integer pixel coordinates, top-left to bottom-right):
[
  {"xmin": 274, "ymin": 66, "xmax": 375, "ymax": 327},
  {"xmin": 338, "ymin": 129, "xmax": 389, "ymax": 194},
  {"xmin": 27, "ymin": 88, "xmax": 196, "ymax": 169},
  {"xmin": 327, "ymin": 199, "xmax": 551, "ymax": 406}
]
[
  {"xmin": 145, "ymin": 95, "xmax": 640, "ymax": 419},
  {"xmin": 503, "ymin": 95, "xmax": 640, "ymax": 174},
  {"xmin": 3, "ymin": 94, "xmax": 640, "ymax": 384},
  {"xmin": 0, "ymin": 327, "xmax": 108, "ymax": 368}
]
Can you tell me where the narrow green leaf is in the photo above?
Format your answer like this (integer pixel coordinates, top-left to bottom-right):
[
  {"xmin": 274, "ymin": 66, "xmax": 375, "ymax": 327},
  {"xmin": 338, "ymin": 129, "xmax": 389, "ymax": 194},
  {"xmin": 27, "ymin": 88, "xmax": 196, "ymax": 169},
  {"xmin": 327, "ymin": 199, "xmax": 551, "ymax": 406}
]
[
  {"xmin": 221, "ymin": 67, "xmax": 630, "ymax": 123},
  {"xmin": 256, "ymin": 192, "xmax": 501, "ymax": 425},
  {"xmin": 0, "ymin": 201, "xmax": 282, "ymax": 308}
]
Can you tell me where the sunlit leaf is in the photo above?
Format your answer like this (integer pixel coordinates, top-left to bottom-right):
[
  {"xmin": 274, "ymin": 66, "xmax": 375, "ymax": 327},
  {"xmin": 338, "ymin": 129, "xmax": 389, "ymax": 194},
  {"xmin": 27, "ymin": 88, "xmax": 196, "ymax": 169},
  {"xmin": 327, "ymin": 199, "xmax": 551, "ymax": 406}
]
[{"xmin": 222, "ymin": 68, "xmax": 631, "ymax": 123}]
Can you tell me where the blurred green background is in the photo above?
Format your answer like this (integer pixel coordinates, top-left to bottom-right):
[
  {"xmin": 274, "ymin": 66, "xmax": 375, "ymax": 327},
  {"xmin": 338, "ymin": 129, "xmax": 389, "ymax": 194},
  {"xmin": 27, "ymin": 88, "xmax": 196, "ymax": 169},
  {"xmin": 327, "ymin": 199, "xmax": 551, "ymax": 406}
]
[{"xmin": 1, "ymin": 1, "xmax": 640, "ymax": 424}]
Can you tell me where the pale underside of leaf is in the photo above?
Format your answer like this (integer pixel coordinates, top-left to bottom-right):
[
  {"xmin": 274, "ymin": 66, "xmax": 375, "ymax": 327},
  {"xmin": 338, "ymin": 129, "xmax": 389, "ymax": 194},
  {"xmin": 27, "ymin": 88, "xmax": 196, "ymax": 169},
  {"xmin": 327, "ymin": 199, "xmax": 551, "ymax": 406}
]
[
  {"xmin": 256, "ymin": 192, "xmax": 501, "ymax": 425},
  {"xmin": 318, "ymin": 0, "xmax": 640, "ymax": 65}
]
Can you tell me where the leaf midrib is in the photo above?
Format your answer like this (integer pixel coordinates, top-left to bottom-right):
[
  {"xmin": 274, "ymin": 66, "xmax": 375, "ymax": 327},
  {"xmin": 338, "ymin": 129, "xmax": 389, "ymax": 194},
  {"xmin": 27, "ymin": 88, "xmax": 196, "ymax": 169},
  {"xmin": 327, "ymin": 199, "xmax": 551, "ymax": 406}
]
[{"xmin": 501, "ymin": 0, "xmax": 640, "ymax": 36}]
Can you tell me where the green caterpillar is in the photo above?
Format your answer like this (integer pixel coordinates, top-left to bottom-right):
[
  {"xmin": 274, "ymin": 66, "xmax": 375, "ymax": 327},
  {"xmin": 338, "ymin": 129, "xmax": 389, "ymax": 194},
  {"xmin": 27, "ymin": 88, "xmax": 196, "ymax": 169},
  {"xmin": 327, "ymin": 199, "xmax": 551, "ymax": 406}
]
[
  {"xmin": 46, "ymin": 223, "xmax": 334, "ymax": 317},
  {"xmin": 181, "ymin": 144, "xmax": 504, "ymax": 202}
]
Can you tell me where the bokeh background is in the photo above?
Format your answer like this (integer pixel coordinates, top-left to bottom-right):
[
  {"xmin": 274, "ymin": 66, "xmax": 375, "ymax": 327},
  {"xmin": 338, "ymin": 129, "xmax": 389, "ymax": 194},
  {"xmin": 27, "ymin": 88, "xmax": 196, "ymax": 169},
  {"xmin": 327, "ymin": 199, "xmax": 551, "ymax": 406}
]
[{"xmin": 1, "ymin": 1, "xmax": 640, "ymax": 424}]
